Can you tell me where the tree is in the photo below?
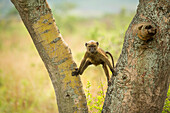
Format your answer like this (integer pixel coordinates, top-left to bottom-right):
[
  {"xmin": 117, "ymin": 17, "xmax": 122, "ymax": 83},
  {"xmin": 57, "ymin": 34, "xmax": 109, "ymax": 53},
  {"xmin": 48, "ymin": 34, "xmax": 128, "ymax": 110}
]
[
  {"xmin": 102, "ymin": 0, "xmax": 169, "ymax": 112},
  {"xmin": 11, "ymin": 0, "xmax": 169, "ymax": 113},
  {"xmin": 10, "ymin": 0, "xmax": 88, "ymax": 113}
]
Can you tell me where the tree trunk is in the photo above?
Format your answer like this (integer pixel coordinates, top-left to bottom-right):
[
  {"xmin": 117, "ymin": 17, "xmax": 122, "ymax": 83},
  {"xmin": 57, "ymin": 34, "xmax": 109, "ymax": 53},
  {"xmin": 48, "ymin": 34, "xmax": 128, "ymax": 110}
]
[
  {"xmin": 10, "ymin": 0, "xmax": 88, "ymax": 113},
  {"xmin": 102, "ymin": 0, "xmax": 169, "ymax": 113}
]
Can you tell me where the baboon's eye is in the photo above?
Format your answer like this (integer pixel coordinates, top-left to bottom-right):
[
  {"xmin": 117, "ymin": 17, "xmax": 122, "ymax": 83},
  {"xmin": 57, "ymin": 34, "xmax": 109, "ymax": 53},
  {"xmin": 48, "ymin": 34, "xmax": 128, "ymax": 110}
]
[{"xmin": 89, "ymin": 45, "xmax": 95, "ymax": 47}]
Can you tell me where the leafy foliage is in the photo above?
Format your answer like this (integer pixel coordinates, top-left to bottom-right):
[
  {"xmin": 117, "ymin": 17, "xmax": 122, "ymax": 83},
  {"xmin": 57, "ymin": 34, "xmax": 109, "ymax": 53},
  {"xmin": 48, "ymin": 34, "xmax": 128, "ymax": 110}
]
[{"xmin": 85, "ymin": 81, "xmax": 105, "ymax": 113}]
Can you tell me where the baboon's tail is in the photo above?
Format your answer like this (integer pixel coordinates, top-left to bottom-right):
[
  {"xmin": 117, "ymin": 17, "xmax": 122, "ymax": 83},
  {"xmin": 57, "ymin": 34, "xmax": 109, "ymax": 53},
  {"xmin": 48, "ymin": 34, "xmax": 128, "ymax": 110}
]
[{"xmin": 106, "ymin": 51, "xmax": 114, "ymax": 68}]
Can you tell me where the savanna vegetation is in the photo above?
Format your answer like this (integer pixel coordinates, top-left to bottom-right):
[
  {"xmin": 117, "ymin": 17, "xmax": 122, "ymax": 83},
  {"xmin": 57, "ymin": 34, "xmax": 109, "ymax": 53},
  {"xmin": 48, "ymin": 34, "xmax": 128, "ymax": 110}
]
[{"xmin": 0, "ymin": 4, "xmax": 169, "ymax": 113}]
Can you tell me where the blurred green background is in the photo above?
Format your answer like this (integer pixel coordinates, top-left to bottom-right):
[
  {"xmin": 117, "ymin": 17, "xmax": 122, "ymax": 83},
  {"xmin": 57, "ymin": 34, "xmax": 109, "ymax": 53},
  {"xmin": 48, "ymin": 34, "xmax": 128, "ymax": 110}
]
[{"xmin": 0, "ymin": 0, "xmax": 169, "ymax": 113}]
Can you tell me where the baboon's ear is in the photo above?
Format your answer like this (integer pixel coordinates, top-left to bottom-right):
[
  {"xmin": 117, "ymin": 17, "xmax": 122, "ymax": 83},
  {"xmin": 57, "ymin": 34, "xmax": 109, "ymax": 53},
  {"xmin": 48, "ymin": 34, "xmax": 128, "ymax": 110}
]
[
  {"xmin": 85, "ymin": 43, "xmax": 88, "ymax": 47},
  {"xmin": 96, "ymin": 42, "xmax": 99, "ymax": 46},
  {"xmin": 138, "ymin": 25, "xmax": 143, "ymax": 30}
]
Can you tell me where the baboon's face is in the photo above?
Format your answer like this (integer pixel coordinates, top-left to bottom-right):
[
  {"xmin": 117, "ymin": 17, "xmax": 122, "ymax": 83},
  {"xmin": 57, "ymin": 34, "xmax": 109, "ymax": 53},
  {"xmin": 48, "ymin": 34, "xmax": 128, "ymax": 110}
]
[{"xmin": 85, "ymin": 40, "xmax": 99, "ymax": 54}]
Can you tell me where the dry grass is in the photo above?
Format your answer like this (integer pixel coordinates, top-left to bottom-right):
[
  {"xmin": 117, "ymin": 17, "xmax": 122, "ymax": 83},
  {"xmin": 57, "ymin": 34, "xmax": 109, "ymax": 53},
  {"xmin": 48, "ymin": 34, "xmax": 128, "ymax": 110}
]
[{"xmin": 0, "ymin": 21, "xmax": 58, "ymax": 113}]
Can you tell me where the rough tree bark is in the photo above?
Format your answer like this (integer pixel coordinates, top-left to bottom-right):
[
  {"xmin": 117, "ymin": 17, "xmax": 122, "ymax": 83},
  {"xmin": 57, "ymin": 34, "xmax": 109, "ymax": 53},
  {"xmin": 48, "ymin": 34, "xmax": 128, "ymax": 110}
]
[
  {"xmin": 102, "ymin": 0, "xmax": 169, "ymax": 113},
  {"xmin": 11, "ymin": 0, "xmax": 169, "ymax": 113},
  {"xmin": 10, "ymin": 0, "xmax": 88, "ymax": 113}
]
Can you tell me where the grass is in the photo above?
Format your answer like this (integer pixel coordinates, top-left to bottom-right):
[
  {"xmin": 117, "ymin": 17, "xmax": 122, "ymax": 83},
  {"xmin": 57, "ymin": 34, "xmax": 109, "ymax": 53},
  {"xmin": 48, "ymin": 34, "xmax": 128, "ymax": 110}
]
[{"xmin": 0, "ymin": 21, "xmax": 58, "ymax": 113}]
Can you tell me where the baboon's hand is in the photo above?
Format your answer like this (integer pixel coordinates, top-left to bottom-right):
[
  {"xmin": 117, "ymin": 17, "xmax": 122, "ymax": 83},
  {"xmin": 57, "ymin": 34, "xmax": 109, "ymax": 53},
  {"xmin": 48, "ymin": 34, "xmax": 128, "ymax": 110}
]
[{"xmin": 72, "ymin": 68, "xmax": 79, "ymax": 76}]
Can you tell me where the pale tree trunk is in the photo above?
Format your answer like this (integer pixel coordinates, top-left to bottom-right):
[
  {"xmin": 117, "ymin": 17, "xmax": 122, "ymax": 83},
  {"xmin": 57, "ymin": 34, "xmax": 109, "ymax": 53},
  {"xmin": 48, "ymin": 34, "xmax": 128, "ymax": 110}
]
[
  {"xmin": 103, "ymin": 0, "xmax": 169, "ymax": 113},
  {"xmin": 10, "ymin": 0, "xmax": 88, "ymax": 113}
]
